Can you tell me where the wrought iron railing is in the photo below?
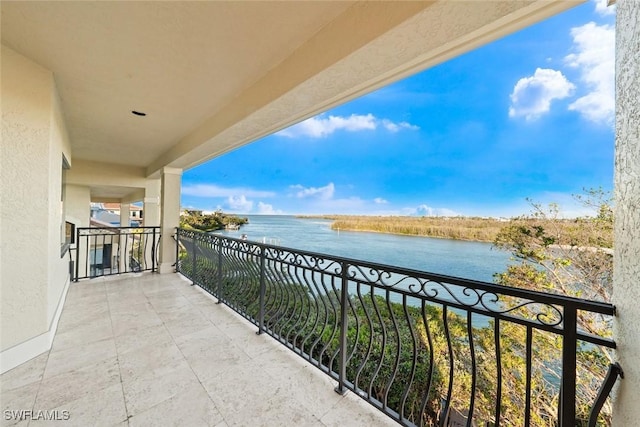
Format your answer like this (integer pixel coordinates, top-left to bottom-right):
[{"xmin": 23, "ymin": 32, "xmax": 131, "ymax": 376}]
[
  {"xmin": 72, "ymin": 226, "xmax": 160, "ymax": 280},
  {"xmin": 176, "ymin": 228, "xmax": 621, "ymax": 427}
]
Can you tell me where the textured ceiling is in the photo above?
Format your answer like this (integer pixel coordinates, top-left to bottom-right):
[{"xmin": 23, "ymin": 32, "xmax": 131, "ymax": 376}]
[
  {"xmin": 1, "ymin": 1, "xmax": 355, "ymax": 167},
  {"xmin": 2, "ymin": 1, "xmax": 583, "ymax": 186}
]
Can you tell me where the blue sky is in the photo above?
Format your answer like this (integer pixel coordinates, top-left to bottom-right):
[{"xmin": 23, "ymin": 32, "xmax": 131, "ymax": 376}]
[{"xmin": 182, "ymin": 0, "xmax": 615, "ymax": 218}]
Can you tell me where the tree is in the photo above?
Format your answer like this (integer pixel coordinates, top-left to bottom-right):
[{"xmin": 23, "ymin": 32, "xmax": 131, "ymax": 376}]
[
  {"xmin": 179, "ymin": 209, "xmax": 248, "ymax": 232},
  {"xmin": 493, "ymin": 188, "xmax": 614, "ymax": 424}
]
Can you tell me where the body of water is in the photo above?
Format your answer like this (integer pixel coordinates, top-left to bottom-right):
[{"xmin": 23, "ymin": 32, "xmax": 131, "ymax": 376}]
[{"xmin": 216, "ymin": 215, "xmax": 512, "ymax": 283}]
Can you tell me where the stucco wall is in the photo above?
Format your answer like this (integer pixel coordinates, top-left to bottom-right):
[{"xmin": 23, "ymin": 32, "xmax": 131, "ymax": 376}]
[
  {"xmin": 612, "ymin": 0, "xmax": 640, "ymax": 425},
  {"xmin": 65, "ymin": 185, "xmax": 91, "ymax": 229},
  {"xmin": 1, "ymin": 45, "xmax": 71, "ymax": 355},
  {"xmin": 48, "ymin": 86, "xmax": 72, "ymax": 325}
]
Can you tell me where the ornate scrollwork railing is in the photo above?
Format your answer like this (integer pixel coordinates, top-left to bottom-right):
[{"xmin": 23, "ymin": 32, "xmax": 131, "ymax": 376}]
[{"xmin": 176, "ymin": 228, "xmax": 619, "ymax": 427}]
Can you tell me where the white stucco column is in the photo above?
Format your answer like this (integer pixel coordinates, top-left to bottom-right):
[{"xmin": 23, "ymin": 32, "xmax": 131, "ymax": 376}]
[
  {"xmin": 612, "ymin": 1, "xmax": 640, "ymax": 425},
  {"xmin": 119, "ymin": 203, "xmax": 130, "ymax": 227},
  {"xmin": 143, "ymin": 178, "xmax": 161, "ymax": 227},
  {"xmin": 158, "ymin": 167, "xmax": 181, "ymax": 274},
  {"xmin": 65, "ymin": 184, "xmax": 91, "ymax": 228}
]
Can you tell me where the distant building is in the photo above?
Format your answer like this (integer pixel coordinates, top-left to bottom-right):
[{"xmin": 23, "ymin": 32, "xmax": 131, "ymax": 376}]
[{"xmin": 90, "ymin": 203, "xmax": 144, "ymax": 226}]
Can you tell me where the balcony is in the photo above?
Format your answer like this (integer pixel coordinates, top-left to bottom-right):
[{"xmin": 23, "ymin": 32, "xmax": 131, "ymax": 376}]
[
  {"xmin": 0, "ymin": 272, "xmax": 397, "ymax": 427},
  {"xmin": 1, "ymin": 227, "xmax": 620, "ymax": 426}
]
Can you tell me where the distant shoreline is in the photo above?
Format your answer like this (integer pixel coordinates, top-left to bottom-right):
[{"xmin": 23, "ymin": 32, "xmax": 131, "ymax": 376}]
[{"xmin": 296, "ymin": 215, "xmax": 505, "ymax": 243}]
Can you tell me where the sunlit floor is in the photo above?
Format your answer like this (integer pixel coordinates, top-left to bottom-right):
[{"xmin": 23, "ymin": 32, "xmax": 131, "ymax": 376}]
[{"xmin": 1, "ymin": 273, "xmax": 397, "ymax": 427}]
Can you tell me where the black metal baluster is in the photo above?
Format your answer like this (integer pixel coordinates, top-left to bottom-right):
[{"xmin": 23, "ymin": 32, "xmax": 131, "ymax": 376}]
[
  {"xmin": 419, "ymin": 300, "xmax": 436, "ymax": 426},
  {"xmin": 335, "ymin": 260, "xmax": 349, "ymax": 395},
  {"xmin": 561, "ymin": 306, "xmax": 578, "ymax": 426},
  {"xmin": 257, "ymin": 245, "xmax": 266, "ymax": 335},
  {"xmin": 399, "ymin": 295, "xmax": 418, "ymax": 423},
  {"xmin": 74, "ymin": 227, "xmax": 80, "ymax": 281},
  {"xmin": 467, "ymin": 311, "xmax": 476, "ymax": 427},
  {"xmin": 354, "ymin": 283, "xmax": 374, "ymax": 397},
  {"xmin": 440, "ymin": 306, "xmax": 454, "ymax": 427},
  {"xmin": 383, "ymin": 288, "xmax": 401, "ymax": 414},
  {"xmin": 368, "ymin": 286, "xmax": 386, "ymax": 402},
  {"xmin": 494, "ymin": 319, "xmax": 502, "ymax": 427},
  {"xmin": 525, "ymin": 326, "xmax": 533, "ymax": 426},
  {"xmin": 173, "ymin": 228, "xmax": 178, "ymax": 274},
  {"xmin": 120, "ymin": 230, "xmax": 127, "ymax": 273},
  {"xmin": 300, "ymin": 266, "xmax": 325, "ymax": 361},
  {"xmin": 191, "ymin": 233, "xmax": 197, "ymax": 285},
  {"xmin": 216, "ymin": 237, "xmax": 223, "ymax": 303}
]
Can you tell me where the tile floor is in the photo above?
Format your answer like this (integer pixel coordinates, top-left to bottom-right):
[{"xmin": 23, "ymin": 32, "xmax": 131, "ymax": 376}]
[{"xmin": 1, "ymin": 273, "xmax": 398, "ymax": 427}]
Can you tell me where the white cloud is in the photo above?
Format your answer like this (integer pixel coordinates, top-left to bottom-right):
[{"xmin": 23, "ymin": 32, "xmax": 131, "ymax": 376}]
[
  {"xmin": 276, "ymin": 114, "xmax": 418, "ymax": 138},
  {"xmin": 182, "ymin": 184, "xmax": 274, "ymax": 198},
  {"xmin": 593, "ymin": 0, "xmax": 615, "ymax": 16},
  {"xmin": 374, "ymin": 197, "xmax": 388, "ymax": 204},
  {"xmin": 565, "ymin": 22, "xmax": 615, "ymax": 126},
  {"xmin": 509, "ymin": 68, "xmax": 575, "ymax": 120},
  {"xmin": 381, "ymin": 119, "xmax": 419, "ymax": 133},
  {"xmin": 226, "ymin": 195, "xmax": 253, "ymax": 212},
  {"xmin": 256, "ymin": 202, "xmax": 282, "ymax": 215},
  {"xmin": 290, "ymin": 182, "xmax": 335, "ymax": 200},
  {"xmin": 402, "ymin": 204, "xmax": 460, "ymax": 217}
]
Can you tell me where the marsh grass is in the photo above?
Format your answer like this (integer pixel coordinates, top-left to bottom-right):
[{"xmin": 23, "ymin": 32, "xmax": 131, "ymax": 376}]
[{"xmin": 299, "ymin": 215, "xmax": 504, "ymax": 242}]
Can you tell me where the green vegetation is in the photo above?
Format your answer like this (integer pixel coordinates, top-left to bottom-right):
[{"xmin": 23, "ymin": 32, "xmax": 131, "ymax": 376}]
[
  {"xmin": 299, "ymin": 215, "xmax": 510, "ymax": 242},
  {"xmin": 301, "ymin": 214, "xmax": 612, "ymax": 245},
  {"xmin": 179, "ymin": 209, "xmax": 248, "ymax": 232},
  {"xmin": 492, "ymin": 189, "xmax": 614, "ymax": 425}
]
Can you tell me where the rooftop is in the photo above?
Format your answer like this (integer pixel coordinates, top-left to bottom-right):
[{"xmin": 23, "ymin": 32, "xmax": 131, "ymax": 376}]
[{"xmin": 1, "ymin": 273, "xmax": 397, "ymax": 426}]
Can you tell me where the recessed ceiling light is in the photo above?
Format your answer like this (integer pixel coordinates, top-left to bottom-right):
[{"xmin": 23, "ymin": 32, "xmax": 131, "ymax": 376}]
[{"xmin": 131, "ymin": 110, "xmax": 146, "ymax": 116}]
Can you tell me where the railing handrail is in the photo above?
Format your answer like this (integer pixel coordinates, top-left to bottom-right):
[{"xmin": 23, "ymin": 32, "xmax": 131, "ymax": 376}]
[
  {"xmin": 77, "ymin": 226, "xmax": 161, "ymax": 231},
  {"xmin": 179, "ymin": 228, "xmax": 616, "ymax": 315}
]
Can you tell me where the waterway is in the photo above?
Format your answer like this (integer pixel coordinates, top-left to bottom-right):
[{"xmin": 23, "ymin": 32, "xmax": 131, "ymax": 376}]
[{"xmin": 215, "ymin": 215, "xmax": 513, "ymax": 283}]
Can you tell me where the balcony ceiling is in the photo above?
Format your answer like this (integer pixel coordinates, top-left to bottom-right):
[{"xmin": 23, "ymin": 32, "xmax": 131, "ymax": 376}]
[{"xmin": 1, "ymin": 1, "xmax": 583, "ymax": 180}]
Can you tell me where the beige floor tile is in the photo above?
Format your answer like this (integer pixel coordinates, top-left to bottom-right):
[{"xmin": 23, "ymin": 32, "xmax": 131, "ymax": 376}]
[
  {"xmin": 29, "ymin": 383, "xmax": 127, "ymax": 427},
  {"xmin": 162, "ymin": 312, "xmax": 212, "ymax": 340},
  {"xmin": 35, "ymin": 357, "xmax": 121, "ymax": 410},
  {"xmin": 217, "ymin": 322, "xmax": 272, "ymax": 358},
  {"xmin": 114, "ymin": 324, "xmax": 174, "ymax": 356},
  {"xmin": 0, "ymin": 352, "xmax": 48, "ymax": 392},
  {"xmin": 146, "ymin": 293, "xmax": 191, "ymax": 312},
  {"xmin": 266, "ymin": 362, "xmax": 344, "ymax": 419},
  {"xmin": 108, "ymin": 300, "xmax": 154, "ymax": 316},
  {"xmin": 110, "ymin": 310, "xmax": 163, "ymax": 337},
  {"xmin": 320, "ymin": 392, "xmax": 399, "ymax": 427},
  {"xmin": 172, "ymin": 325, "xmax": 228, "ymax": 355},
  {"xmin": 51, "ymin": 317, "xmax": 114, "ymax": 352},
  {"xmin": 1, "ymin": 381, "xmax": 40, "ymax": 427},
  {"xmin": 62, "ymin": 293, "xmax": 108, "ymax": 311},
  {"xmin": 222, "ymin": 392, "xmax": 323, "ymax": 427},
  {"xmin": 107, "ymin": 294, "xmax": 150, "ymax": 312},
  {"xmin": 117, "ymin": 341, "xmax": 186, "ymax": 384},
  {"xmin": 121, "ymin": 364, "xmax": 200, "ymax": 417},
  {"xmin": 44, "ymin": 337, "xmax": 117, "ymax": 379},
  {"xmin": 176, "ymin": 327, "xmax": 251, "ymax": 383},
  {"xmin": 200, "ymin": 360, "xmax": 285, "ymax": 413},
  {"xmin": 57, "ymin": 300, "xmax": 110, "ymax": 329},
  {"xmin": 128, "ymin": 383, "xmax": 223, "ymax": 427},
  {"xmin": 3, "ymin": 273, "xmax": 409, "ymax": 427}
]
